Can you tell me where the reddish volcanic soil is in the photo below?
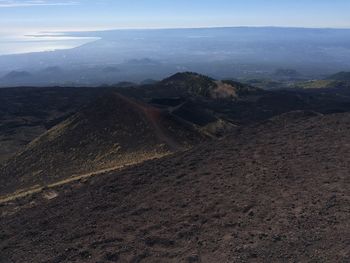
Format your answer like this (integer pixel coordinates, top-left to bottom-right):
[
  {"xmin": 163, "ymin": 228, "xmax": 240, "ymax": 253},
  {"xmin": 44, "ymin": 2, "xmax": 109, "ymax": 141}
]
[{"xmin": 116, "ymin": 93, "xmax": 182, "ymax": 152}]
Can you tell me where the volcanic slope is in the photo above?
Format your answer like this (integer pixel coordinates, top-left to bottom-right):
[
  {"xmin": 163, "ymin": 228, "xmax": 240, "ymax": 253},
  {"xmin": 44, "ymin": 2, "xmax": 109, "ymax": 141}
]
[
  {"xmin": 1, "ymin": 111, "xmax": 349, "ymax": 262},
  {"xmin": 127, "ymin": 72, "xmax": 261, "ymax": 100},
  {"xmin": 0, "ymin": 92, "xmax": 205, "ymax": 195},
  {"xmin": 0, "ymin": 87, "xmax": 109, "ymax": 164}
]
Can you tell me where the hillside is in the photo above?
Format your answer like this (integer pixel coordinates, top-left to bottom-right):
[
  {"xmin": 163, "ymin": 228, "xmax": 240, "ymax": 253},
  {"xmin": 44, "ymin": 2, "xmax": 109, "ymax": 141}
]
[
  {"xmin": 130, "ymin": 72, "xmax": 259, "ymax": 100},
  {"xmin": 0, "ymin": 87, "xmax": 111, "ymax": 164},
  {"xmin": 0, "ymin": 92, "xmax": 205, "ymax": 195},
  {"xmin": 3, "ymin": 73, "xmax": 350, "ymax": 166},
  {"xmin": 293, "ymin": 79, "xmax": 350, "ymax": 90},
  {"xmin": 160, "ymin": 72, "xmax": 218, "ymax": 97},
  {"xmin": 328, "ymin": 71, "xmax": 350, "ymax": 81},
  {"xmin": 1, "ymin": 111, "xmax": 349, "ymax": 262}
]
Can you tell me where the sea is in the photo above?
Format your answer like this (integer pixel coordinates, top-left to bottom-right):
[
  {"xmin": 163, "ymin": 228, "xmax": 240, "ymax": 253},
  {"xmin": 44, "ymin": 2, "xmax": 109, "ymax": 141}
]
[{"xmin": 0, "ymin": 31, "xmax": 98, "ymax": 56}]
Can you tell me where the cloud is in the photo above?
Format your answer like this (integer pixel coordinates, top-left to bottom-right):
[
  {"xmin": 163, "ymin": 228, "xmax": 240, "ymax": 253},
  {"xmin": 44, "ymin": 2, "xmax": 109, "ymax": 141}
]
[{"xmin": 0, "ymin": 0, "xmax": 79, "ymax": 8}]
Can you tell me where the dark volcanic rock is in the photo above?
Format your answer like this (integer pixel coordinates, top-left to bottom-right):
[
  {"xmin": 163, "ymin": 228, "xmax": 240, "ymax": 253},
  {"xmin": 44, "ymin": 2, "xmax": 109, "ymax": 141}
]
[{"xmin": 0, "ymin": 112, "xmax": 349, "ymax": 262}]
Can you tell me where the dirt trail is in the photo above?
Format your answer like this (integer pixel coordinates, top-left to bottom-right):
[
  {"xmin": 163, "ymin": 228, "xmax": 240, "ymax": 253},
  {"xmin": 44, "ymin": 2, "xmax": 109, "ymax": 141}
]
[
  {"xmin": 0, "ymin": 153, "xmax": 168, "ymax": 204},
  {"xmin": 0, "ymin": 165, "xmax": 124, "ymax": 204}
]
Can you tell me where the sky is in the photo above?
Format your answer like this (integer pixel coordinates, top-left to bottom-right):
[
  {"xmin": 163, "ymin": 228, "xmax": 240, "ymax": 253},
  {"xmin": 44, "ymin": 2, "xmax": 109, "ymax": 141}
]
[{"xmin": 0, "ymin": 0, "xmax": 350, "ymax": 34}]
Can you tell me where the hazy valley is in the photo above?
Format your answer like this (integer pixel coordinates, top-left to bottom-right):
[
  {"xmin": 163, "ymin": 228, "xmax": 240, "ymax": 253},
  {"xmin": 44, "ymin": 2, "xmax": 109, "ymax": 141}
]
[{"xmin": 2, "ymin": 27, "xmax": 350, "ymax": 87}]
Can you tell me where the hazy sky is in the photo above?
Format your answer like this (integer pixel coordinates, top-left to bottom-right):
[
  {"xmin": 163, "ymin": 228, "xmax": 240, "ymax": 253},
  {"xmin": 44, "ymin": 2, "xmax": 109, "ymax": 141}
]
[{"xmin": 1, "ymin": 0, "xmax": 350, "ymax": 33}]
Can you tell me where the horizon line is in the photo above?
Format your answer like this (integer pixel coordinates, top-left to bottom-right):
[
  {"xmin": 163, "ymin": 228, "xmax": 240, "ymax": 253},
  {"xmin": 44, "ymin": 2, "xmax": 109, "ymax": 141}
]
[{"xmin": 34, "ymin": 25, "xmax": 350, "ymax": 34}]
